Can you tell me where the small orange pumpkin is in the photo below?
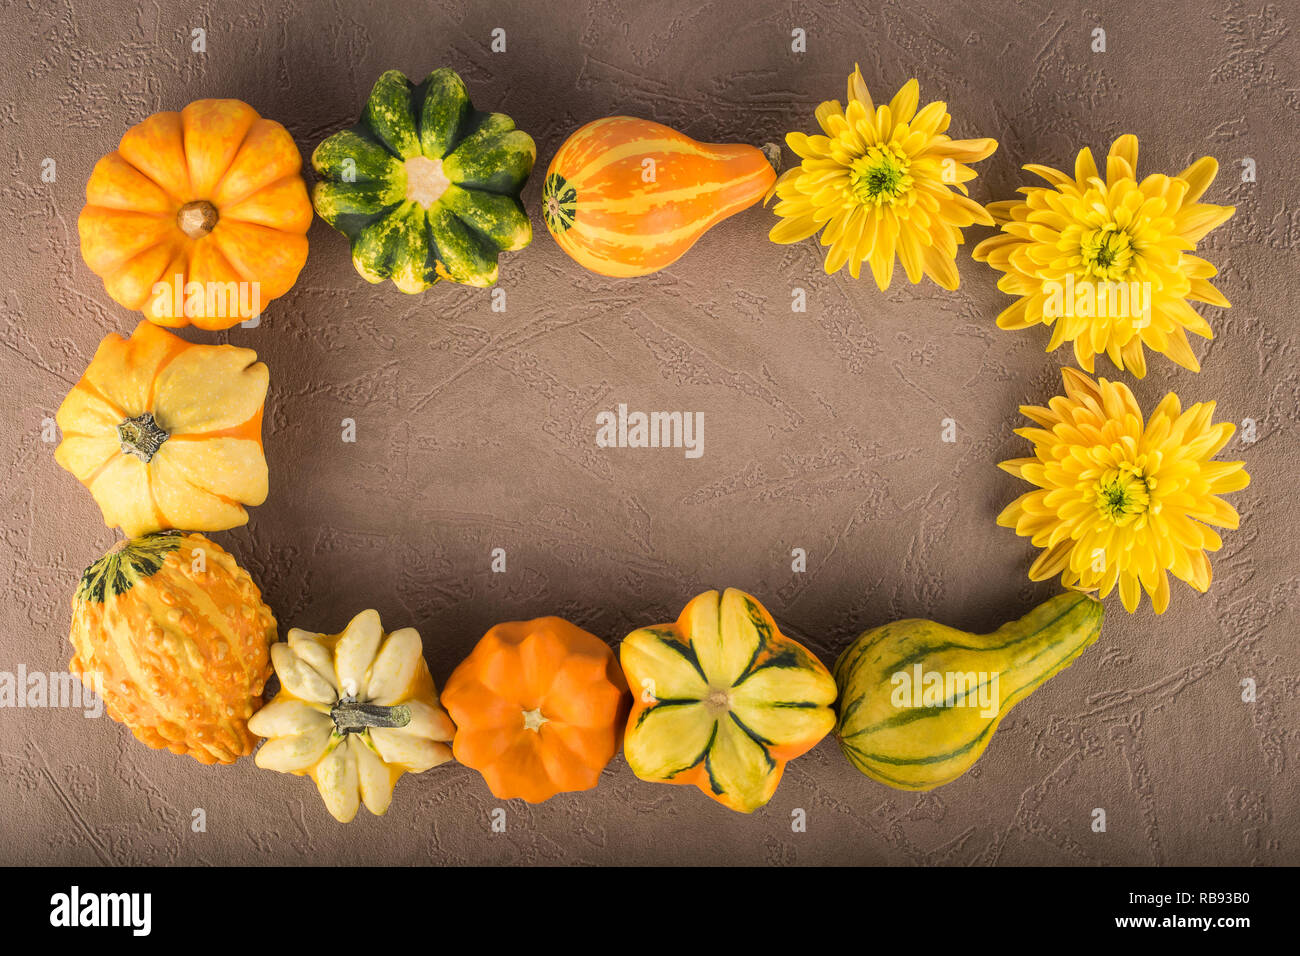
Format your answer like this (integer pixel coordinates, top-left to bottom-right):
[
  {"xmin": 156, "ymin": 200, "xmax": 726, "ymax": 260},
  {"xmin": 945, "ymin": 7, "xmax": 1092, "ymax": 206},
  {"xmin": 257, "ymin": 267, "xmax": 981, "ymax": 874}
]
[
  {"xmin": 440, "ymin": 617, "xmax": 630, "ymax": 803},
  {"xmin": 79, "ymin": 99, "xmax": 311, "ymax": 329}
]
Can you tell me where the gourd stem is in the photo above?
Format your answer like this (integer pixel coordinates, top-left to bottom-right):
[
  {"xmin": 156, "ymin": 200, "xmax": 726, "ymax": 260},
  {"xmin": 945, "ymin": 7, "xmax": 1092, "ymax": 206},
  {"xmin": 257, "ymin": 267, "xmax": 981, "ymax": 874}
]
[
  {"xmin": 760, "ymin": 142, "xmax": 783, "ymax": 175},
  {"xmin": 704, "ymin": 687, "xmax": 732, "ymax": 716},
  {"xmin": 331, "ymin": 699, "xmax": 412, "ymax": 735},
  {"xmin": 177, "ymin": 200, "xmax": 218, "ymax": 239},
  {"xmin": 117, "ymin": 412, "xmax": 169, "ymax": 464}
]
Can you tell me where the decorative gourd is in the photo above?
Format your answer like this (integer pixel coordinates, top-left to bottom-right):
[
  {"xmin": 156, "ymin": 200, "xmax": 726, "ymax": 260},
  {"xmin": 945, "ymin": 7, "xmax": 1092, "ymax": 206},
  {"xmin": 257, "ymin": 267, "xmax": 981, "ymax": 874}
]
[
  {"xmin": 54, "ymin": 320, "xmax": 268, "ymax": 538},
  {"xmin": 834, "ymin": 592, "xmax": 1104, "ymax": 791},
  {"xmin": 69, "ymin": 533, "xmax": 276, "ymax": 765},
  {"xmin": 620, "ymin": 588, "xmax": 837, "ymax": 813},
  {"xmin": 541, "ymin": 116, "xmax": 779, "ymax": 277},
  {"xmin": 311, "ymin": 68, "xmax": 535, "ymax": 292},
  {"xmin": 440, "ymin": 617, "xmax": 630, "ymax": 803},
  {"xmin": 249, "ymin": 610, "xmax": 455, "ymax": 823},
  {"xmin": 79, "ymin": 99, "xmax": 311, "ymax": 329}
]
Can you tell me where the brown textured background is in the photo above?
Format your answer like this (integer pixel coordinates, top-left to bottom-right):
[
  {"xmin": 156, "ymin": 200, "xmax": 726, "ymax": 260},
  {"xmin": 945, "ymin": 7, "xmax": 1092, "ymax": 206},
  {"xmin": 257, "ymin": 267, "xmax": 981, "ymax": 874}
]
[{"xmin": 2, "ymin": 0, "xmax": 1296, "ymax": 866}]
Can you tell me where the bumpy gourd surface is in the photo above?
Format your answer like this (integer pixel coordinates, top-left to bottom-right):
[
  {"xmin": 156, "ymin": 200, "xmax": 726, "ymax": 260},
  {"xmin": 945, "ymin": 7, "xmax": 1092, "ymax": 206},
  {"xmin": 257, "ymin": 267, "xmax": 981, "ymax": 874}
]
[
  {"xmin": 312, "ymin": 68, "xmax": 535, "ymax": 291},
  {"xmin": 834, "ymin": 592, "xmax": 1104, "ymax": 790},
  {"xmin": 620, "ymin": 588, "xmax": 837, "ymax": 813},
  {"xmin": 440, "ymin": 617, "xmax": 630, "ymax": 803},
  {"xmin": 249, "ymin": 609, "xmax": 455, "ymax": 823},
  {"xmin": 69, "ymin": 533, "xmax": 277, "ymax": 765},
  {"xmin": 54, "ymin": 320, "xmax": 268, "ymax": 538},
  {"xmin": 78, "ymin": 98, "xmax": 311, "ymax": 329}
]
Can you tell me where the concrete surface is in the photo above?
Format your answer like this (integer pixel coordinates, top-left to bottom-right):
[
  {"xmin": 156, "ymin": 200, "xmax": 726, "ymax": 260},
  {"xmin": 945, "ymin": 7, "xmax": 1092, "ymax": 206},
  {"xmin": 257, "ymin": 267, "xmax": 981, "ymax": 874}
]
[{"xmin": 1, "ymin": 0, "xmax": 1296, "ymax": 865}]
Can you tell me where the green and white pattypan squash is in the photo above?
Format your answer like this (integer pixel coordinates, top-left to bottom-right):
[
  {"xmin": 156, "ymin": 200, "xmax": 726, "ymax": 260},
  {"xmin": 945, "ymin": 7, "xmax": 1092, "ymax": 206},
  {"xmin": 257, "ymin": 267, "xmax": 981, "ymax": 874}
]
[{"xmin": 311, "ymin": 67, "xmax": 535, "ymax": 291}]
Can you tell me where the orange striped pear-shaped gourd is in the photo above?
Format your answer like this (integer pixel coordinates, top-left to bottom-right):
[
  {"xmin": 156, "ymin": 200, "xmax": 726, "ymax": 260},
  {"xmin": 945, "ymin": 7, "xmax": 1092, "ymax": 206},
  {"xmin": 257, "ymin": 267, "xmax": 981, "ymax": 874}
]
[{"xmin": 541, "ymin": 117, "xmax": 778, "ymax": 277}]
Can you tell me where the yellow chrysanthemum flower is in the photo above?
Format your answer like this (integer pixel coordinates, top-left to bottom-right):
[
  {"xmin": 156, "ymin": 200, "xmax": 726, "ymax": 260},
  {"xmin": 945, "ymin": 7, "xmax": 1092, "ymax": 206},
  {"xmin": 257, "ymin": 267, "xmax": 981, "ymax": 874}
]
[
  {"xmin": 997, "ymin": 367, "xmax": 1249, "ymax": 613},
  {"xmin": 972, "ymin": 135, "xmax": 1235, "ymax": 378},
  {"xmin": 767, "ymin": 66, "xmax": 997, "ymax": 289}
]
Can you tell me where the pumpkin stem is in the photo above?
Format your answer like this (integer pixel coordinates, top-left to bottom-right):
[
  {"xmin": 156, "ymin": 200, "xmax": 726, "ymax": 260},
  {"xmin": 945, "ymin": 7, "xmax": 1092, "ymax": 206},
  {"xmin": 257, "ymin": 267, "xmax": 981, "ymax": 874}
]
[
  {"xmin": 117, "ymin": 412, "xmax": 169, "ymax": 463},
  {"xmin": 177, "ymin": 200, "xmax": 219, "ymax": 239},
  {"xmin": 760, "ymin": 142, "xmax": 783, "ymax": 175},
  {"xmin": 704, "ymin": 687, "xmax": 732, "ymax": 716},
  {"xmin": 331, "ymin": 699, "xmax": 412, "ymax": 735}
]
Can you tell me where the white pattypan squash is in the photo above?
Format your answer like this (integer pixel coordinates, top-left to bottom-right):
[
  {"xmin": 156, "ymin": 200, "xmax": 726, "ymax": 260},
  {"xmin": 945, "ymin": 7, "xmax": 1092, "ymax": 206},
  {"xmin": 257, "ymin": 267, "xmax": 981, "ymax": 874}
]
[{"xmin": 248, "ymin": 609, "xmax": 455, "ymax": 822}]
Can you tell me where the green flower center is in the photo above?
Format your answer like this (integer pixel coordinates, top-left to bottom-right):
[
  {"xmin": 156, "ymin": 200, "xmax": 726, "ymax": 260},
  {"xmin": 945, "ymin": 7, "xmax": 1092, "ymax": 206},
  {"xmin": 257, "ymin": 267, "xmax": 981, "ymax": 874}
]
[
  {"xmin": 1081, "ymin": 226, "xmax": 1135, "ymax": 281},
  {"xmin": 1095, "ymin": 467, "xmax": 1153, "ymax": 525},
  {"xmin": 850, "ymin": 146, "xmax": 913, "ymax": 206}
]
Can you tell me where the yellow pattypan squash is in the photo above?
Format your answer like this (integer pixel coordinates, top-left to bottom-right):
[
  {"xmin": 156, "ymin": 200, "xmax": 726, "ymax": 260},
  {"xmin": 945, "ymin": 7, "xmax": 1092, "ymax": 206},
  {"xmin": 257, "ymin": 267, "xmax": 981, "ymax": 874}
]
[{"xmin": 54, "ymin": 320, "xmax": 268, "ymax": 537}]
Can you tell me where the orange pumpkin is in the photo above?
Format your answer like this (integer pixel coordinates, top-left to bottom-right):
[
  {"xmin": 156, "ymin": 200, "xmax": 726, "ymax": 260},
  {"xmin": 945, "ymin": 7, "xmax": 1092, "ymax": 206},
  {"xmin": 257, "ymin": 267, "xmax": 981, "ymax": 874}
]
[
  {"xmin": 54, "ymin": 320, "xmax": 268, "ymax": 537},
  {"xmin": 79, "ymin": 99, "xmax": 312, "ymax": 329},
  {"xmin": 440, "ymin": 617, "xmax": 630, "ymax": 802},
  {"xmin": 541, "ymin": 116, "xmax": 778, "ymax": 277}
]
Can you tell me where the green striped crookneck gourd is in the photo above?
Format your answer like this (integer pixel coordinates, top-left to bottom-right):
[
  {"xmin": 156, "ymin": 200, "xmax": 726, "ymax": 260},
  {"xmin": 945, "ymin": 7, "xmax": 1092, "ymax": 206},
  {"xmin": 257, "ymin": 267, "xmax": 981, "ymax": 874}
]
[
  {"xmin": 833, "ymin": 592, "xmax": 1103, "ymax": 790},
  {"xmin": 311, "ymin": 67, "xmax": 535, "ymax": 291}
]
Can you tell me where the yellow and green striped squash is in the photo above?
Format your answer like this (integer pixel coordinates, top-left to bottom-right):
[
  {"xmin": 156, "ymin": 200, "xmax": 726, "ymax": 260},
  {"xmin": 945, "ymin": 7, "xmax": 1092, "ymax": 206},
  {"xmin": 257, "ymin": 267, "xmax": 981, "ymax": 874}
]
[
  {"xmin": 312, "ymin": 68, "xmax": 535, "ymax": 292},
  {"xmin": 541, "ymin": 116, "xmax": 778, "ymax": 277},
  {"xmin": 834, "ymin": 592, "xmax": 1104, "ymax": 791},
  {"xmin": 620, "ymin": 588, "xmax": 837, "ymax": 813}
]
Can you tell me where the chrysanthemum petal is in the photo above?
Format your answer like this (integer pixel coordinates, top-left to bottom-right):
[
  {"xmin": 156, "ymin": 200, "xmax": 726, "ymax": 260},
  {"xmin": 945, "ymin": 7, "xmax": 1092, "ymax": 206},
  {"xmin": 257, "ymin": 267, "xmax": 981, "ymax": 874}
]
[
  {"xmin": 888, "ymin": 79, "xmax": 920, "ymax": 125},
  {"xmin": 1023, "ymin": 163, "xmax": 1074, "ymax": 188},
  {"xmin": 921, "ymin": 241, "xmax": 960, "ymax": 290},
  {"xmin": 1118, "ymin": 572, "xmax": 1141, "ymax": 612},
  {"xmin": 1107, "ymin": 134, "xmax": 1139, "ymax": 181},
  {"xmin": 848, "ymin": 63, "xmax": 874, "ymax": 111},
  {"xmin": 867, "ymin": 217, "xmax": 897, "ymax": 290},
  {"xmin": 1028, "ymin": 540, "xmax": 1073, "ymax": 580},
  {"xmin": 929, "ymin": 138, "xmax": 998, "ymax": 163},
  {"xmin": 1160, "ymin": 327, "xmax": 1202, "ymax": 371},
  {"xmin": 1075, "ymin": 147, "xmax": 1099, "ymax": 183},
  {"xmin": 897, "ymin": 223, "xmax": 924, "ymax": 283},
  {"xmin": 1177, "ymin": 156, "xmax": 1219, "ymax": 204},
  {"xmin": 1176, "ymin": 203, "xmax": 1235, "ymax": 243},
  {"xmin": 769, "ymin": 215, "xmax": 823, "ymax": 245},
  {"xmin": 786, "ymin": 131, "xmax": 830, "ymax": 159},
  {"xmin": 1150, "ymin": 571, "xmax": 1171, "ymax": 614},
  {"xmin": 1187, "ymin": 278, "xmax": 1230, "ymax": 308},
  {"xmin": 910, "ymin": 100, "xmax": 948, "ymax": 138}
]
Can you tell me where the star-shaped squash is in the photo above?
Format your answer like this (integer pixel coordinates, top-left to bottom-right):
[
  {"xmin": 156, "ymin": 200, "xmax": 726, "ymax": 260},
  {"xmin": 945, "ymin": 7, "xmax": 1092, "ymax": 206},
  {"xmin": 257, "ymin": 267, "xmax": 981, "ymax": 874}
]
[{"xmin": 620, "ymin": 588, "xmax": 837, "ymax": 813}]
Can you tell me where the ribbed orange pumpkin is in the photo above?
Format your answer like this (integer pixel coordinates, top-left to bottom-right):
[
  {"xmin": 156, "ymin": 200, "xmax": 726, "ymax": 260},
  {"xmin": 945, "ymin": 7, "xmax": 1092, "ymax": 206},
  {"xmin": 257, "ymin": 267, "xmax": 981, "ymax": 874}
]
[
  {"xmin": 540, "ymin": 116, "xmax": 778, "ymax": 277},
  {"xmin": 69, "ymin": 533, "xmax": 277, "ymax": 765},
  {"xmin": 440, "ymin": 617, "xmax": 630, "ymax": 802},
  {"xmin": 78, "ymin": 99, "xmax": 311, "ymax": 329}
]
